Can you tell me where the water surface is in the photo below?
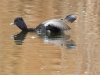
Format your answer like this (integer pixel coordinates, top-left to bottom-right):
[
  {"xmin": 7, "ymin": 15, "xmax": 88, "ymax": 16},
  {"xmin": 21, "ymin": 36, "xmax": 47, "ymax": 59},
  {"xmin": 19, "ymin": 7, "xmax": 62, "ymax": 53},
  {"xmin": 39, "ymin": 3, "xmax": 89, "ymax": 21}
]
[{"xmin": 0, "ymin": 0, "xmax": 100, "ymax": 75}]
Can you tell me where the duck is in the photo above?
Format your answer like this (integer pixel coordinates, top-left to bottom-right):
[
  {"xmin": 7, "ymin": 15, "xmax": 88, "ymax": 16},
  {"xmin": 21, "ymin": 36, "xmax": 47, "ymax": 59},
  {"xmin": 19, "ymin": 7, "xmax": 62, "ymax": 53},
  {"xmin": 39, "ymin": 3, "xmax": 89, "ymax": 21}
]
[{"xmin": 10, "ymin": 14, "xmax": 76, "ymax": 33}]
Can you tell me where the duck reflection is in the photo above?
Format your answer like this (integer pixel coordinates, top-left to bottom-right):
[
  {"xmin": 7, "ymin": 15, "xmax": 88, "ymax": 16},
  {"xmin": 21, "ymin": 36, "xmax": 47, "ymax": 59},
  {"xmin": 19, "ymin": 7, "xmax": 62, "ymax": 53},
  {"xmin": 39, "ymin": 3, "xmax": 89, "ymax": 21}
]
[
  {"xmin": 11, "ymin": 31, "xmax": 28, "ymax": 45},
  {"xmin": 66, "ymin": 40, "xmax": 76, "ymax": 49},
  {"xmin": 11, "ymin": 31, "xmax": 76, "ymax": 49},
  {"xmin": 38, "ymin": 32, "xmax": 70, "ymax": 45},
  {"xmin": 38, "ymin": 32, "xmax": 76, "ymax": 49}
]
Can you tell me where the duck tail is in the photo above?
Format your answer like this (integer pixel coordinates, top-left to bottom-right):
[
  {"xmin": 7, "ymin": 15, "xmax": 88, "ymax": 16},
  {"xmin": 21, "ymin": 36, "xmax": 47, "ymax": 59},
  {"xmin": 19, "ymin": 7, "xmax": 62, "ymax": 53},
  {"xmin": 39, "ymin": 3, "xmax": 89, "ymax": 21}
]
[{"xmin": 65, "ymin": 14, "xmax": 76, "ymax": 23}]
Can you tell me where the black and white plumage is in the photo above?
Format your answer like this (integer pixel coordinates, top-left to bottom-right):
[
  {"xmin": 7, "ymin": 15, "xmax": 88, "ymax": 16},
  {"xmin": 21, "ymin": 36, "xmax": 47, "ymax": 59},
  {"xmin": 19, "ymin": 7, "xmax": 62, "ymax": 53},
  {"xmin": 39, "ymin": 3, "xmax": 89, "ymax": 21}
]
[
  {"xmin": 42, "ymin": 19, "xmax": 70, "ymax": 30},
  {"xmin": 10, "ymin": 14, "xmax": 76, "ymax": 33}
]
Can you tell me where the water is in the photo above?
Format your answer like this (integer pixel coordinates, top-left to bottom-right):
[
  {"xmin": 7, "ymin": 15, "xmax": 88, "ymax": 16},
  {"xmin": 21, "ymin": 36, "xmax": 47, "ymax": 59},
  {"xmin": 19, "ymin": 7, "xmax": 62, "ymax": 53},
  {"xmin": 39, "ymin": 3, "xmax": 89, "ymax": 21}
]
[{"xmin": 0, "ymin": 0, "xmax": 100, "ymax": 75}]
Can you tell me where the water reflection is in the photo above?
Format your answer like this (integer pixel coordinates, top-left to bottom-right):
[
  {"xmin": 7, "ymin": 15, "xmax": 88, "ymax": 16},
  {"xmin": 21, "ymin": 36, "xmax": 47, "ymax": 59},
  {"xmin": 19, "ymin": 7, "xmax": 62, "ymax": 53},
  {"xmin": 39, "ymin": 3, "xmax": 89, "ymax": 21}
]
[
  {"xmin": 11, "ymin": 31, "xmax": 28, "ymax": 45},
  {"xmin": 39, "ymin": 32, "xmax": 69, "ymax": 45},
  {"xmin": 66, "ymin": 40, "xmax": 76, "ymax": 49},
  {"xmin": 11, "ymin": 31, "xmax": 76, "ymax": 49}
]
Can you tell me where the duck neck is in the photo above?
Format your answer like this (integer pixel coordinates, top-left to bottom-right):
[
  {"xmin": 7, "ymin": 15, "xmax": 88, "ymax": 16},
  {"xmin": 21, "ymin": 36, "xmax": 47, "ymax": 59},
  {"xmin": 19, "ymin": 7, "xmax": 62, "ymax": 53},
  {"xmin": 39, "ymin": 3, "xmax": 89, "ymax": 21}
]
[{"xmin": 28, "ymin": 28, "xmax": 36, "ymax": 32}]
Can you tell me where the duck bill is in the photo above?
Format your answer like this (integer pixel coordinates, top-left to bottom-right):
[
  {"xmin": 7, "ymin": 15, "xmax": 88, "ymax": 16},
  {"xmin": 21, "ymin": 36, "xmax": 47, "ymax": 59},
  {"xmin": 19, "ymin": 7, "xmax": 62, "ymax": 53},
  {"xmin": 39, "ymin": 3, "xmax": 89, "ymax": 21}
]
[{"xmin": 10, "ymin": 22, "xmax": 15, "ymax": 25}]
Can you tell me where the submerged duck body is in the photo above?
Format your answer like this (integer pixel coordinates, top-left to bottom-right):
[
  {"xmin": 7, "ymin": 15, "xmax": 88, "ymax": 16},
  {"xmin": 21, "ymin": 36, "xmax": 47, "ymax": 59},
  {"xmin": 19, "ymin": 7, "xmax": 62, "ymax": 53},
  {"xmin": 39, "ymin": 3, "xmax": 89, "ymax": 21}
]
[
  {"xmin": 35, "ymin": 19, "xmax": 71, "ymax": 33},
  {"xmin": 10, "ymin": 14, "xmax": 76, "ymax": 33}
]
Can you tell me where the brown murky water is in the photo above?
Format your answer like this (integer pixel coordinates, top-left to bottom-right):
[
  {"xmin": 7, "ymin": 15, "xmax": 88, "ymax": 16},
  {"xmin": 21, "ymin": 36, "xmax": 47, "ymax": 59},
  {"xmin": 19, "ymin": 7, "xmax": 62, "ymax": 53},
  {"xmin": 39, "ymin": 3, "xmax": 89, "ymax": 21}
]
[{"xmin": 0, "ymin": 0, "xmax": 100, "ymax": 75}]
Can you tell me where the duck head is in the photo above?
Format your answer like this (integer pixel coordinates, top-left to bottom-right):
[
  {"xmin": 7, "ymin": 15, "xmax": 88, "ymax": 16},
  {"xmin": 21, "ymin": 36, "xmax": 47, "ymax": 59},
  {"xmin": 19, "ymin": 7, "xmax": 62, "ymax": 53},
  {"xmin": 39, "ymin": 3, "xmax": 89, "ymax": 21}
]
[{"xmin": 10, "ymin": 17, "xmax": 28, "ymax": 31}]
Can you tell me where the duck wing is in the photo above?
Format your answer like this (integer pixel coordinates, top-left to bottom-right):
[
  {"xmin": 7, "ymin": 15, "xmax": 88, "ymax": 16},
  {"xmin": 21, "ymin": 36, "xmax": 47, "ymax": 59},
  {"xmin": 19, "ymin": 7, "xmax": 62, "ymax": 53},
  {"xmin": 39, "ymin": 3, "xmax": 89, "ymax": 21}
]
[{"xmin": 42, "ymin": 19, "xmax": 71, "ymax": 30}]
